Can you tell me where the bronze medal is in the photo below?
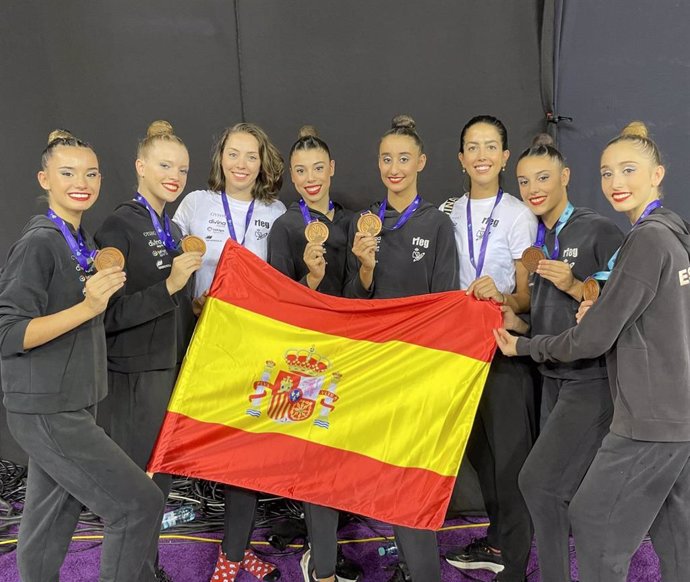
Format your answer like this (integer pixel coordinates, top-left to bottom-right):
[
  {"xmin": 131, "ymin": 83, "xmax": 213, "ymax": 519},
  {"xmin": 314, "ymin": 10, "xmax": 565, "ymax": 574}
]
[
  {"xmin": 357, "ymin": 212, "xmax": 382, "ymax": 236},
  {"xmin": 180, "ymin": 235, "xmax": 207, "ymax": 255},
  {"xmin": 304, "ymin": 221, "xmax": 329, "ymax": 244},
  {"xmin": 521, "ymin": 246, "xmax": 546, "ymax": 273},
  {"xmin": 94, "ymin": 247, "xmax": 125, "ymax": 271},
  {"xmin": 582, "ymin": 277, "xmax": 601, "ymax": 302}
]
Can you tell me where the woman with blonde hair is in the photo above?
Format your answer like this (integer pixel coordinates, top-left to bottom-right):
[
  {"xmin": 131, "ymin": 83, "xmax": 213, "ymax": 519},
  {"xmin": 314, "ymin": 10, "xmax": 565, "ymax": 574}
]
[{"xmin": 95, "ymin": 120, "xmax": 201, "ymax": 581}]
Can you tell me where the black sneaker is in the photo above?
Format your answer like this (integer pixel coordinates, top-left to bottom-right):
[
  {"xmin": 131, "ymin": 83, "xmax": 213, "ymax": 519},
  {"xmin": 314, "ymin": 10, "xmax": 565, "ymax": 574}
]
[
  {"xmin": 300, "ymin": 549, "xmax": 353, "ymax": 582},
  {"xmin": 385, "ymin": 563, "xmax": 411, "ymax": 582},
  {"xmin": 154, "ymin": 567, "xmax": 174, "ymax": 582},
  {"xmin": 446, "ymin": 536, "xmax": 504, "ymax": 574},
  {"xmin": 336, "ymin": 547, "xmax": 362, "ymax": 582}
]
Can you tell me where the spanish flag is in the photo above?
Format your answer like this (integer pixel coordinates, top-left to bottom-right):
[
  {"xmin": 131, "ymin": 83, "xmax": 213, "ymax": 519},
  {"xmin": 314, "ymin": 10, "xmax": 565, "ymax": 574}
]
[{"xmin": 149, "ymin": 241, "xmax": 500, "ymax": 529}]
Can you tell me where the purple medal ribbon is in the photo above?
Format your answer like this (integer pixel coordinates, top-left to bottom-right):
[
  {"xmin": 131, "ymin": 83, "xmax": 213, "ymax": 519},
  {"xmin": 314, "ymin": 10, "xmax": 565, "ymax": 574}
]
[
  {"xmin": 377, "ymin": 195, "xmax": 421, "ymax": 231},
  {"xmin": 221, "ymin": 192, "xmax": 255, "ymax": 246},
  {"xmin": 298, "ymin": 198, "xmax": 335, "ymax": 225},
  {"xmin": 46, "ymin": 209, "xmax": 97, "ymax": 271},
  {"xmin": 466, "ymin": 189, "xmax": 503, "ymax": 278},
  {"xmin": 591, "ymin": 199, "xmax": 663, "ymax": 280},
  {"xmin": 134, "ymin": 194, "xmax": 177, "ymax": 251}
]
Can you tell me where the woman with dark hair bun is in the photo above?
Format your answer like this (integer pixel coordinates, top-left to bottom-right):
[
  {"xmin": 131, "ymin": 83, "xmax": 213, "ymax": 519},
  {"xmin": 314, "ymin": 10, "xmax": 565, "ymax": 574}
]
[
  {"xmin": 0, "ymin": 130, "xmax": 165, "ymax": 581},
  {"xmin": 495, "ymin": 121, "xmax": 690, "ymax": 582},
  {"xmin": 501, "ymin": 133, "xmax": 622, "ymax": 582},
  {"xmin": 268, "ymin": 126, "xmax": 360, "ymax": 582},
  {"xmin": 95, "ymin": 120, "xmax": 201, "ymax": 581},
  {"xmin": 346, "ymin": 114, "xmax": 459, "ymax": 582},
  {"xmin": 442, "ymin": 115, "xmax": 536, "ymax": 582}
]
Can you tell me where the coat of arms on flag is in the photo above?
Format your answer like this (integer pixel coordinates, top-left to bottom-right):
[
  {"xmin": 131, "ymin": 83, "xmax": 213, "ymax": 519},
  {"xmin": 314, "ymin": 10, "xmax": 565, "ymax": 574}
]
[{"xmin": 247, "ymin": 347, "xmax": 340, "ymax": 428}]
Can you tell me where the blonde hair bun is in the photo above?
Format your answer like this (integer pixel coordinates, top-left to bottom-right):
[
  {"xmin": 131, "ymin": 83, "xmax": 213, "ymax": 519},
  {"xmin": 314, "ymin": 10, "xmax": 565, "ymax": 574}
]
[
  {"xmin": 391, "ymin": 114, "xmax": 416, "ymax": 130},
  {"xmin": 47, "ymin": 129, "xmax": 74, "ymax": 144},
  {"xmin": 146, "ymin": 120, "xmax": 174, "ymax": 138},
  {"xmin": 298, "ymin": 125, "xmax": 319, "ymax": 139},
  {"xmin": 531, "ymin": 133, "xmax": 555, "ymax": 147},
  {"xmin": 621, "ymin": 121, "xmax": 649, "ymax": 139}
]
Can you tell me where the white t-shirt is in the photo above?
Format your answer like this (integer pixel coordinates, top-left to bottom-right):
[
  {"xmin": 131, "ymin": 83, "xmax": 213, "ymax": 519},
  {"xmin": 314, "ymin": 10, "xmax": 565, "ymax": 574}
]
[
  {"xmin": 440, "ymin": 192, "xmax": 537, "ymax": 293},
  {"xmin": 173, "ymin": 190, "xmax": 286, "ymax": 297}
]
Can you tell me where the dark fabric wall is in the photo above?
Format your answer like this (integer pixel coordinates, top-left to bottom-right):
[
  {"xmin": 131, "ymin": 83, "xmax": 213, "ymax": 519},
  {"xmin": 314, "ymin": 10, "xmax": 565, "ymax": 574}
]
[
  {"xmin": 0, "ymin": 1, "xmax": 546, "ymax": 260},
  {"xmin": 554, "ymin": 0, "xmax": 690, "ymax": 228},
  {"xmin": 0, "ymin": 1, "xmax": 546, "ymax": 473}
]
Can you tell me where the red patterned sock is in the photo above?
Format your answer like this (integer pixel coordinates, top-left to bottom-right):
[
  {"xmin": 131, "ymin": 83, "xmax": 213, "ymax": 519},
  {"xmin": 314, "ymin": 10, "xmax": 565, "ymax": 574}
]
[
  {"xmin": 209, "ymin": 546, "xmax": 241, "ymax": 582},
  {"xmin": 240, "ymin": 548, "xmax": 281, "ymax": 581}
]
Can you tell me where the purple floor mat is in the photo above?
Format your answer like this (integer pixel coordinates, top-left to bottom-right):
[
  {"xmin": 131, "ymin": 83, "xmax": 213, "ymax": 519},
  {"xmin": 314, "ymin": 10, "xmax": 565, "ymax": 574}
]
[{"xmin": 0, "ymin": 517, "xmax": 661, "ymax": 581}]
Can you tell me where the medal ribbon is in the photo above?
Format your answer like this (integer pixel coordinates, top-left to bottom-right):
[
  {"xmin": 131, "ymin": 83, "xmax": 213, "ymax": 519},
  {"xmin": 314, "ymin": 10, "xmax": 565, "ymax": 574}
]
[
  {"xmin": 591, "ymin": 199, "xmax": 663, "ymax": 281},
  {"xmin": 377, "ymin": 195, "xmax": 421, "ymax": 231},
  {"xmin": 221, "ymin": 192, "xmax": 255, "ymax": 245},
  {"xmin": 46, "ymin": 209, "xmax": 97, "ymax": 271},
  {"xmin": 533, "ymin": 201, "xmax": 575, "ymax": 260},
  {"xmin": 134, "ymin": 193, "xmax": 177, "ymax": 251},
  {"xmin": 298, "ymin": 198, "xmax": 335, "ymax": 225},
  {"xmin": 466, "ymin": 189, "xmax": 504, "ymax": 278}
]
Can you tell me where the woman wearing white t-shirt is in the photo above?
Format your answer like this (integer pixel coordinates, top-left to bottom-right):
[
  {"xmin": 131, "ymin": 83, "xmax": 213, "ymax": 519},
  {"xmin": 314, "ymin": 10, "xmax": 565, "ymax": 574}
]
[
  {"xmin": 173, "ymin": 122, "xmax": 284, "ymax": 582},
  {"xmin": 442, "ymin": 115, "xmax": 537, "ymax": 582},
  {"xmin": 173, "ymin": 123, "xmax": 286, "ymax": 301}
]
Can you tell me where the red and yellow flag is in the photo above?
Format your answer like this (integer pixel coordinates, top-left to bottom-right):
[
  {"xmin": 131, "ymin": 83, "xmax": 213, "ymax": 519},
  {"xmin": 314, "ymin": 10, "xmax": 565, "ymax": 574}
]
[{"xmin": 149, "ymin": 241, "xmax": 500, "ymax": 529}]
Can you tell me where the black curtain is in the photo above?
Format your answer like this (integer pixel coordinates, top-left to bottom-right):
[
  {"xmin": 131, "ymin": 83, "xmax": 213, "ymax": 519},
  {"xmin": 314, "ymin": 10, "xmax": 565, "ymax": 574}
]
[{"xmin": 553, "ymin": 0, "xmax": 690, "ymax": 228}]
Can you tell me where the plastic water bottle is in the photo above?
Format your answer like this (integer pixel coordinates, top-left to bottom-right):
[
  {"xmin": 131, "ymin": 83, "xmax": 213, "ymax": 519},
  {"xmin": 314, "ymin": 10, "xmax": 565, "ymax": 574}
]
[
  {"xmin": 377, "ymin": 542, "xmax": 398, "ymax": 557},
  {"xmin": 160, "ymin": 505, "xmax": 196, "ymax": 530}
]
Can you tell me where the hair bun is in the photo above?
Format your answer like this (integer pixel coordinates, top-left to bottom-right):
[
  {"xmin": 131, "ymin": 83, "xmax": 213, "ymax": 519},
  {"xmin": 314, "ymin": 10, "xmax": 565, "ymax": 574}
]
[
  {"xmin": 147, "ymin": 120, "xmax": 174, "ymax": 138},
  {"xmin": 621, "ymin": 121, "xmax": 649, "ymax": 139},
  {"xmin": 531, "ymin": 133, "xmax": 554, "ymax": 148},
  {"xmin": 47, "ymin": 129, "xmax": 74, "ymax": 144},
  {"xmin": 391, "ymin": 114, "xmax": 416, "ymax": 130},
  {"xmin": 298, "ymin": 125, "xmax": 319, "ymax": 139}
]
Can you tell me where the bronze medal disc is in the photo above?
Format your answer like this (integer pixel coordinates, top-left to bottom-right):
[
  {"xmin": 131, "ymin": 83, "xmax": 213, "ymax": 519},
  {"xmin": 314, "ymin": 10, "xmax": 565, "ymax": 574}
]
[
  {"xmin": 521, "ymin": 246, "xmax": 546, "ymax": 273},
  {"xmin": 304, "ymin": 221, "xmax": 330, "ymax": 244},
  {"xmin": 582, "ymin": 277, "xmax": 601, "ymax": 302},
  {"xmin": 357, "ymin": 212, "xmax": 382, "ymax": 236},
  {"xmin": 180, "ymin": 235, "xmax": 207, "ymax": 255},
  {"xmin": 94, "ymin": 247, "xmax": 125, "ymax": 271}
]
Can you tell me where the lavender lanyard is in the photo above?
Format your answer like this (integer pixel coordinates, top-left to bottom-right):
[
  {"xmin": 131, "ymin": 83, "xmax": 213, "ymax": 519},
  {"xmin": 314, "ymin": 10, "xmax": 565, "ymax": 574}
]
[
  {"xmin": 591, "ymin": 199, "xmax": 663, "ymax": 281},
  {"xmin": 46, "ymin": 209, "xmax": 97, "ymax": 271},
  {"xmin": 377, "ymin": 195, "xmax": 421, "ymax": 231},
  {"xmin": 298, "ymin": 198, "xmax": 335, "ymax": 225},
  {"xmin": 533, "ymin": 201, "xmax": 575, "ymax": 259},
  {"xmin": 466, "ymin": 189, "xmax": 503, "ymax": 278},
  {"xmin": 221, "ymin": 192, "xmax": 255, "ymax": 245},
  {"xmin": 134, "ymin": 194, "xmax": 177, "ymax": 251}
]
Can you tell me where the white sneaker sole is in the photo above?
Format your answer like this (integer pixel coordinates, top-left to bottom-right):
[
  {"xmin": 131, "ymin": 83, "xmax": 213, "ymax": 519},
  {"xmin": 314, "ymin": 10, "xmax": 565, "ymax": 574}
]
[{"xmin": 446, "ymin": 557, "xmax": 505, "ymax": 574}]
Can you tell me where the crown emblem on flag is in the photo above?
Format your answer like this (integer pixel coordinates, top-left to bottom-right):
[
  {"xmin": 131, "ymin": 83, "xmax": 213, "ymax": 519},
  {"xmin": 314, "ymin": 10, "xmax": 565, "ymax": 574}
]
[
  {"xmin": 246, "ymin": 345, "xmax": 341, "ymax": 428},
  {"xmin": 284, "ymin": 346, "xmax": 330, "ymax": 376}
]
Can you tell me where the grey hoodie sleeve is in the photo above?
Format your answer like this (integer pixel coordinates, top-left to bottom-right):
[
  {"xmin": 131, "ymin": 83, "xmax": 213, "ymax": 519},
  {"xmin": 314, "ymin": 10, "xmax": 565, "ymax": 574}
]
[
  {"xmin": 517, "ymin": 226, "xmax": 661, "ymax": 362},
  {"xmin": 0, "ymin": 234, "xmax": 53, "ymax": 356}
]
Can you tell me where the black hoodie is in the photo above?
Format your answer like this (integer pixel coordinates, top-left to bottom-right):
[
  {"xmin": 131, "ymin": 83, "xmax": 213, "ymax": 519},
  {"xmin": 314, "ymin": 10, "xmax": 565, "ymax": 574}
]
[
  {"xmin": 267, "ymin": 201, "xmax": 353, "ymax": 296},
  {"xmin": 517, "ymin": 207, "xmax": 690, "ymax": 441},
  {"xmin": 344, "ymin": 200, "xmax": 459, "ymax": 299},
  {"xmin": 530, "ymin": 207, "xmax": 623, "ymax": 380},
  {"xmin": 95, "ymin": 200, "xmax": 195, "ymax": 373},
  {"xmin": 0, "ymin": 215, "xmax": 107, "ymax": 413}
]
